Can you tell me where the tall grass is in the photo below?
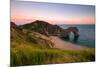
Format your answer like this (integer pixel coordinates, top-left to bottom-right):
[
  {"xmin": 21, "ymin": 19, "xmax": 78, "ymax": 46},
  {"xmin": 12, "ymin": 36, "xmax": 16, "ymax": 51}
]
[{"xmin": 11, "ymin": 45, "xmax": 95, "ymax": 66}]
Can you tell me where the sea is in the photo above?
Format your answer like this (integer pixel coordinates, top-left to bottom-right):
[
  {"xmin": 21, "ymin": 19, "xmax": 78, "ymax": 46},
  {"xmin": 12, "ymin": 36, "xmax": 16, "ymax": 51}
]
[{"xmin": 58, "ymin": 24, "xmax": 95, "ymax": 48}]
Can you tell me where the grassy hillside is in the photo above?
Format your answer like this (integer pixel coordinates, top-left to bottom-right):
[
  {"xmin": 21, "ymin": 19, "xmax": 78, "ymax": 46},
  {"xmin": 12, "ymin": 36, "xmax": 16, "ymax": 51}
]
[
  {"xmin": 11, "ymin": 22, "xmax": 54, "ymax": 48},
  {"xmin": 11, "ymin": 22, "xmax": 95, "ymax": 66},
  {"xmin": 11, "ymin": 44, "xmax": 95, "ymax": 66}
]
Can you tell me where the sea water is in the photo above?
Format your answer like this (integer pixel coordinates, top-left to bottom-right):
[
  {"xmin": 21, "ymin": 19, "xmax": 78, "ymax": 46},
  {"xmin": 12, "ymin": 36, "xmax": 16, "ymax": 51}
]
[{"xmin": 58, "ymin": 24, "xmax": 95, "ymax": 48}]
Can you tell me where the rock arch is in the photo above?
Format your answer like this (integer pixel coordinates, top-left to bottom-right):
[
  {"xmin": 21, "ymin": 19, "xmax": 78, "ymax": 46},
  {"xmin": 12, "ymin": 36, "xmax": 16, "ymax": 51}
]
[{"xmin": 60, "ymin": 27, "xmax": 79, "ymax": 43}]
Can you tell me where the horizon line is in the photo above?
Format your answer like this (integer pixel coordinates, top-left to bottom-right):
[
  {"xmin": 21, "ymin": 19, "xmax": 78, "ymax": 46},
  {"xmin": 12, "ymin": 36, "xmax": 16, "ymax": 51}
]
[{"xmin": 11, "ymin": 20, "xmax": 95, "ymax": 25}]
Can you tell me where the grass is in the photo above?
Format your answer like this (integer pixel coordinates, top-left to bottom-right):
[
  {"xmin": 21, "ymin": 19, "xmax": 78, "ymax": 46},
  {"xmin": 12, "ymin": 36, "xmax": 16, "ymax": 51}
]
[{"xmin": 11, "ymin": 45, "xmax": 95, "ymax": 66}]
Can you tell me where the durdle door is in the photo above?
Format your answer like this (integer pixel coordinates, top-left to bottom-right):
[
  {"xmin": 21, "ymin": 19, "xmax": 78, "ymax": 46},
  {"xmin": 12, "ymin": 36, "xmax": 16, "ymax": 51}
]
[{"xmin": 60, "ymin": 27, "xmax": 79, "ymax": 43}]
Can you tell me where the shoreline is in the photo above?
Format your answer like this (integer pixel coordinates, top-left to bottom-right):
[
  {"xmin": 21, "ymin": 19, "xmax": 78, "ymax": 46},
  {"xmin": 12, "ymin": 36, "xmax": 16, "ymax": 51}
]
[{"xmin": 50, "ymin": 36, "xmax": 87, "ymax": 50}]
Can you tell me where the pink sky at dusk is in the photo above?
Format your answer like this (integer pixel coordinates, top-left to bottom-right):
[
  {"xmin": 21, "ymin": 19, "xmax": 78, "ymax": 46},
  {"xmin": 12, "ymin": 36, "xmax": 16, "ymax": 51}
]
[{"xmin": 11, "ymin": 0, "xmax": 95, "ymax": 25}]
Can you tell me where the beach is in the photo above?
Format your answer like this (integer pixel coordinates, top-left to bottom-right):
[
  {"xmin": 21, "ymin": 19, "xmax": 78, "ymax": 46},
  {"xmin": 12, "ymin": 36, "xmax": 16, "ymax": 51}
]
[{"xmin": 50, "ymin": 36, "xmax": 85, "ymax": 50}]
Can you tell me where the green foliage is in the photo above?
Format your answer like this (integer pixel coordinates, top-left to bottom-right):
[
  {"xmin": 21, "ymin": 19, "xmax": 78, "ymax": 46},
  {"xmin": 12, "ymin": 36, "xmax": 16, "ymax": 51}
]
[{"xmin": 11, "ymin": 45, "xmax": 95, "ymax": 66}]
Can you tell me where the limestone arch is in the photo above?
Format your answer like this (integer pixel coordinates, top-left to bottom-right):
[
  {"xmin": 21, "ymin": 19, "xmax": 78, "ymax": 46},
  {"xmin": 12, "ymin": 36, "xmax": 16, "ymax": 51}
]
[
  {"xmin": 66, "ymin": 27, "xmax": 79, "ymax": 43},
  {"xmin": 60, "ymin": 27, "xmax": 79, "ymax": 43}
]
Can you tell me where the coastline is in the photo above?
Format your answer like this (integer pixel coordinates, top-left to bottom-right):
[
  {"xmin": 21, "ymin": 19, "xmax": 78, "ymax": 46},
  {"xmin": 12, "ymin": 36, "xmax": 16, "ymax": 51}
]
[{"xmin": 50, "ymin": 36, "xmax": 86, "ymax": 50}]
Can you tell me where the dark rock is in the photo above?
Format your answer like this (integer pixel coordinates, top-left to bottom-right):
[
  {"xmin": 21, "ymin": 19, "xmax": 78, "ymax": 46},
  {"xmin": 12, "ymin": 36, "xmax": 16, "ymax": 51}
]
[{"xmin": 19, "ymin": 20, "xmax": 80, "ymax": 42}]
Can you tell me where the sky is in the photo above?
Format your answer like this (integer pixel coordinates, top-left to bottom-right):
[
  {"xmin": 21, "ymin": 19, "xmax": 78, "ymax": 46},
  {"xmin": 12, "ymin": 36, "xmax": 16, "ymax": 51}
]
[{"xmin": 11, "ymin": 0, "xmax": 95, "ymax": 25}]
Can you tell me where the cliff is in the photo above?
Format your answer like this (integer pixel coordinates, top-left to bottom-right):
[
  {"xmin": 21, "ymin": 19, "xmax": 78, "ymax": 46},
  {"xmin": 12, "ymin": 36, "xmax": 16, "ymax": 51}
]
[{"xmin": 20, "ymin": 20, "xmax": 79, "ymax": 41}]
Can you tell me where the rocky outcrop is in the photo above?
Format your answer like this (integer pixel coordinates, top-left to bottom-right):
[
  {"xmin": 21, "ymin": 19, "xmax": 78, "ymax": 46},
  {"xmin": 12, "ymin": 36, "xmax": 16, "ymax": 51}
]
[
  {"xmin": 62, "ymin": 27, "xmax": 79, "ymax": 42},
  {"xmin": 20, "ymin": 20, "xmax": 79, "ymax": 42},
  {"xmin": 19, "ymin": 20, "xmax": 63, "ymax": 36}
]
